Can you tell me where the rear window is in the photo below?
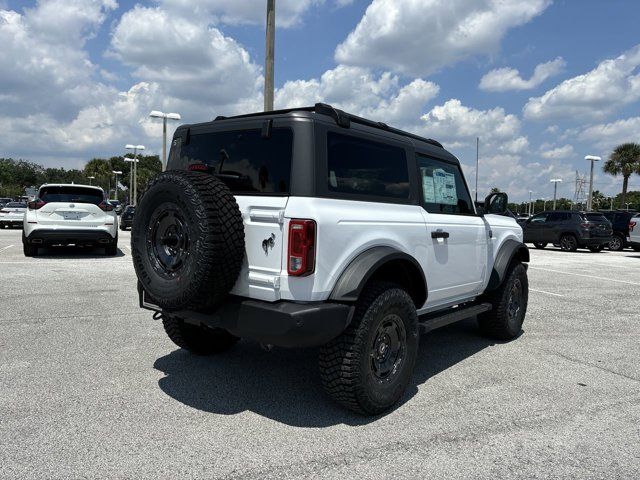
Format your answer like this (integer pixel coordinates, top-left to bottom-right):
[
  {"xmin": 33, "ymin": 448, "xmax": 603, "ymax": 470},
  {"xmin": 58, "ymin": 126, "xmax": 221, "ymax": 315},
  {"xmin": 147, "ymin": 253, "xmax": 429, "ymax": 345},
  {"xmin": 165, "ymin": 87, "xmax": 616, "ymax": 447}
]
[
  {"xmin": 39, "ymin": 186, "xmax": 104, "ymax": 205},
  {"xmin": 583, "ymin": 213, "xmax": 608, "ymax": 222},
  {"xmin": 170, "ymin": 128, "xmax": 293, "ymax": 194},
  {"xmin": 327, "ymin": 132, "xmax": 410, "ymax": 199}
]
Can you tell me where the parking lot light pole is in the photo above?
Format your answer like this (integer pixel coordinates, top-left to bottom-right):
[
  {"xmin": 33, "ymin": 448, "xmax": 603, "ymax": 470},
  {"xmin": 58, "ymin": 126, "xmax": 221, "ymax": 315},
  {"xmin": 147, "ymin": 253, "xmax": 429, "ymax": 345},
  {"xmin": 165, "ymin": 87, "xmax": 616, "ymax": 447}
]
[
  {"xmin": 550, "ymin": 178, "xmax": 562, "ymax": 210},
  {"xmin": 585, "ymin": 155, "xmax": 601, "ymax": 211},
  {"xmin": 528, "ymin": 191, "xmax": 533, "ymax": 215},
  {"xmin": 125, "ymin": 145, "xmax": 145, "ymax": 206},
  {"xmin": 87, "ymin": 176, "xmax": 95, "ymax": 186},
  {"xmin": 112, "ymin": 170, "xmax": 122, "ymax": 200},
  {"xmin": 149, "ymin": 111, "xmax": 181, "ymax": 171}
]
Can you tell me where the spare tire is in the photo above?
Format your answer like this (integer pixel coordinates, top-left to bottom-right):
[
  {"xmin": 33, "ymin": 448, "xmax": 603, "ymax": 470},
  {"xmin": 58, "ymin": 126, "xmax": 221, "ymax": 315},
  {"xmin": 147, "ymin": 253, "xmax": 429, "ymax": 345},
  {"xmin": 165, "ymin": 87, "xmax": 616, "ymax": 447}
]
[{"xmin": 132, "ymin": 171, "xmax": 244, "ymax": 312}]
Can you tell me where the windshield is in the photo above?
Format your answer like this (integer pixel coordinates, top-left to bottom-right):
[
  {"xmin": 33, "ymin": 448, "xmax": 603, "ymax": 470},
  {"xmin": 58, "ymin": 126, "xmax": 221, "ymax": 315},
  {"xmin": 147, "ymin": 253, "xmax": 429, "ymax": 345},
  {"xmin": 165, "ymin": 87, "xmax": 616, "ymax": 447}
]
[{"xmin": 40, "ymin": 186, "xmax": 104, "ymax": 205}]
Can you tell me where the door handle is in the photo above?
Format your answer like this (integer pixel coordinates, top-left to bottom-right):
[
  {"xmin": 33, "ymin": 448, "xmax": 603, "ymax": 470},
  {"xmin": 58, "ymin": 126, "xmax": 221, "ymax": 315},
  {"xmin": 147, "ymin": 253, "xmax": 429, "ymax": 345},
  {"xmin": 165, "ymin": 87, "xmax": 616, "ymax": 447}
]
[{"xmin": 431, "ymin": 230, "xmax": 450, "ymax": 239}]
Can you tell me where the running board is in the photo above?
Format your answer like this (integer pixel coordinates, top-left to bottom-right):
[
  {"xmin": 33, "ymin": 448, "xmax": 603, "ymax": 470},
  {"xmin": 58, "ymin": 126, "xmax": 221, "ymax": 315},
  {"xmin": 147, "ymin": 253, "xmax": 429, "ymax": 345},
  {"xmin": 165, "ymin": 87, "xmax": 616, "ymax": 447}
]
[{"xmin": 419, "ymin": 303, "xmax": 492, "ymax": 334}]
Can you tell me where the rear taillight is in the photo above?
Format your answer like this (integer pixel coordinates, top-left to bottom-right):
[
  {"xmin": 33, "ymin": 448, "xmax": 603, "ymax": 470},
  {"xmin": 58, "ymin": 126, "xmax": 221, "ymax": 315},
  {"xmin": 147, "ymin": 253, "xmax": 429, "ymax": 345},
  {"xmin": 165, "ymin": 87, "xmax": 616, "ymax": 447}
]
[
  {"xmin": 28, "ymin": 200, "xmax": 46, "ymax": 210},
  {"xmin": 580, "ymin": 222, "xmax": 591, "ymax": 229},
  {"xmin": 99, "ymin": 201, "xmax": 114, "ymax": 212},
  {"xmin": 630, "ymin": 221, "xmax": 637, "ymax": 232},
  {"xmin": 0, "ymin": 209, "xmax": 8, "ymax": 213},
  {"xmin": 287, "ymin": 219, "xmax": 316, "ymax": 276}
]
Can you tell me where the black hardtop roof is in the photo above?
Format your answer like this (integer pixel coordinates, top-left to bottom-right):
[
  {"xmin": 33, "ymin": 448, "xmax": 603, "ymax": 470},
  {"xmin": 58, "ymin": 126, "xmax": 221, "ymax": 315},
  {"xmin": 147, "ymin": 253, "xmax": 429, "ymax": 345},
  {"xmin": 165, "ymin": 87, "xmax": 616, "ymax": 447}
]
[{"xmin": 175, "ymin": 103, "xmax": 458, "ymax": 163}]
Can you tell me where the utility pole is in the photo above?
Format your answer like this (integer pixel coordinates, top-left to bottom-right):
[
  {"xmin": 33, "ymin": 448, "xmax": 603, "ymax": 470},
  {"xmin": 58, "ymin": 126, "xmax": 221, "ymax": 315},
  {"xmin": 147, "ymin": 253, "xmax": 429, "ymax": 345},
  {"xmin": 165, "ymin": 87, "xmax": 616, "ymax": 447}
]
[
  {"xmin": 550, "ymin": 178, "xmax": 562, "ymax": 210},
  {"xmin": 585, "ymin": 155, "xmax": 601, "ymax": 211},
  {"xmin": 264, "ymin": 0, "xmax": 275, "ymax": 111}
]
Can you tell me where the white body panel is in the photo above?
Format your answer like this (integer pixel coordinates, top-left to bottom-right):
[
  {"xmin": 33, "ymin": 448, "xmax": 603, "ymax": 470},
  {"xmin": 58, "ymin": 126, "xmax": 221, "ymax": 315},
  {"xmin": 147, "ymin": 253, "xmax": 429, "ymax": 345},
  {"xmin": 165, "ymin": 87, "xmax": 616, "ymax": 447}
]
[
  {"xmin": 0, "ymin": 206, "xmax": 27, "ymax": 224},
  {"xmin": 629, "ymin": 215, "xmax": 640, "ymax": 245},
  {"xmin": 229, "ymin": 195, "xmax": 523, "ymax": 311}
]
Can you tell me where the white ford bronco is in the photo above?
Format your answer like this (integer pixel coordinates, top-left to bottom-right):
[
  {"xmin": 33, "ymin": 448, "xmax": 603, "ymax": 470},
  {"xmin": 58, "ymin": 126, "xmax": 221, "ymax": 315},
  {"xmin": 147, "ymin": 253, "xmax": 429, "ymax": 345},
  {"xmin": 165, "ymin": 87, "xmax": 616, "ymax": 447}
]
[{"xmin": 133, "ymin": 103, "xmax": 529, "ymax": 415}]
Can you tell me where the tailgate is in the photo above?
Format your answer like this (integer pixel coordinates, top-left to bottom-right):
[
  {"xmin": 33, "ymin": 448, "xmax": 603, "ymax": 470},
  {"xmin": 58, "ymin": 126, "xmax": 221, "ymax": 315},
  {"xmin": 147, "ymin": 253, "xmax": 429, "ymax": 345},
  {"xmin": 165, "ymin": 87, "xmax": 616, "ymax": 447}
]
[
  {"xmin": 35, "ymin": 202, "xmax": 109, "ymax": 227},
  {"xmin": 230, "ymin": 196, "xmax": 289, "ymax": 302}
]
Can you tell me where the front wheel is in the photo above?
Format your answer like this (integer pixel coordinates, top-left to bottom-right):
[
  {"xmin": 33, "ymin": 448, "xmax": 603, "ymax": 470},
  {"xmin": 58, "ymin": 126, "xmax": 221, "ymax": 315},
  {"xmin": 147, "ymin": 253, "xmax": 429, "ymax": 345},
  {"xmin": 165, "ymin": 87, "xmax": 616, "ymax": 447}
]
[
  {"xmin": 533, "ymin": 242, "xmax": 547, "ymax": 249},
  {"xmin": 162, "ymin": 314, "xmax": 239, "ymax": 355},
  {"xmin": 319, "ymin": 282, "xmax": 419, "ymax": 415},
  {"xmin": 559, "ymin": 234, "xmax": 578, "ymax": 252},
  {"xmin": 478, "ymin": 262, "xmax": 528, "ymax": 340}
]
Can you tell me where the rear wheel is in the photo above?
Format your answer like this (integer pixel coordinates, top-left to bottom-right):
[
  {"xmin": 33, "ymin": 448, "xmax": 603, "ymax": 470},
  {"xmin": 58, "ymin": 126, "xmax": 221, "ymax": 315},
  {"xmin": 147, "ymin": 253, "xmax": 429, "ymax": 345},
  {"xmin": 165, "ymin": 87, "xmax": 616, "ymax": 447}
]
[
  {"xmin": 478, "ymin": 262, "xmax": 528, "ymax": 340},
  {"xmin": 559, "ymin": 234, "xmax": 578, "ymax": 252},
  {"xmin": 319, "ymin": 282, "xmax": 419, "ymax": 415},
  {"xmin": 533, "ymin": 242, "xmax": 547, "ymax": 249},
  {"xmin": 105, "ymin": 245, "xmax": 118, "ymax": 256},
  {"xmin": 608, "ymin": 234, "xmax": 624, "ymax": 251},
  {"xmin": 23, "ymin": 243, "xmax": 37, "ymax": 257},
  {"xmin": 588, "ymin": 245, "xmax": 603, "ymax": 253},
  {"xmin": 162, "ymin": 314, "xmax": 239, "ymax": 355}
]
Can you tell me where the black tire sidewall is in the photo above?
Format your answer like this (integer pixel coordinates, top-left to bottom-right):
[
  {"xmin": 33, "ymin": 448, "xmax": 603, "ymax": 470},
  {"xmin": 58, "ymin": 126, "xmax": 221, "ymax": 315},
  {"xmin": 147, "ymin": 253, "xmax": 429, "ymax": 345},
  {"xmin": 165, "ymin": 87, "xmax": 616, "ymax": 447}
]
[{"xmin": 357, "ymin": 288, "xmax": 419, "ymax": 412}]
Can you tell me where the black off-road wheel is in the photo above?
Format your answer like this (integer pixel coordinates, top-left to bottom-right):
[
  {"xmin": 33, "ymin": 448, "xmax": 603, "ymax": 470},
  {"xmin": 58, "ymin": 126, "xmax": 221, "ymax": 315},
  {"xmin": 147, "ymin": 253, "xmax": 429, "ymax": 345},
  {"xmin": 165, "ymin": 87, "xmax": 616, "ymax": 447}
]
[
  {"xmin": 162, "ymin": 314, "xmax": 239, "ymax": 355},
  {"xmin": 131, "ymin": 171, "xmax": 244, "ymax": 312},
  {"xmin": 533, "ymin": 242, "xmax": 547, "ymax": 249},
  {"xmin": 478, "ymin": 262, "xmax": 528, "ymax": 340},
  {"xmin": 559, "ymin": 234, "xmax": 578, "ymax": 252},
  {"xmin": 318, "ymin": 282, "xmax": 419, "ymax": 415}
]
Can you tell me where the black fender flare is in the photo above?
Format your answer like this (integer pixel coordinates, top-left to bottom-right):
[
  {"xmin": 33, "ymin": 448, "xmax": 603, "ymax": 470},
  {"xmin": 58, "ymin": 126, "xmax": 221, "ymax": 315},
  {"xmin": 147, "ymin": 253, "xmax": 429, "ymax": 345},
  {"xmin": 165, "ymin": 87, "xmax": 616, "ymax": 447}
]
[
  {"xmin": 486, "ymin": 239, "xmax": 530, "ymax": 292},
  {"xmin": 329, "ymin": 246, "xmax": 427, "ymax": 306}
]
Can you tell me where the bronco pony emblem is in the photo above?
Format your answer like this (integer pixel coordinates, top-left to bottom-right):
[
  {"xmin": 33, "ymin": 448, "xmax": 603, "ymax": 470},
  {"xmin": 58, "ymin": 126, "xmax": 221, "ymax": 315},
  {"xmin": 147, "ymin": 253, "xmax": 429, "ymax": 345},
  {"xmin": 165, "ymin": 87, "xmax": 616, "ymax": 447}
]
[{"xmin": 262, "ymin": 233, "xmax": 276, "ymax": 254}]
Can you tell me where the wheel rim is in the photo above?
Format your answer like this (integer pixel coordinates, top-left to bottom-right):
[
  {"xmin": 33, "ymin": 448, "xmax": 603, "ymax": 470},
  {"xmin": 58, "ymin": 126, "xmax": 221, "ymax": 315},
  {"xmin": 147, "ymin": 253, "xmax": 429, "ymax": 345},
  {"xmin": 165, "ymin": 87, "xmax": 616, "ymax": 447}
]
[
  {"xmin": 507, "ymin": 279, "xmax": 523, "ymax": 324},
  {"xmin": 609, "ymin": 237, "xmax": 621, "ymax": 250},
  {"xmin": 370, "ymin": 314, "xmax": 406, "ymax": 382},
  {"xmin": 147, "ymin": 205, "xmax": 191, "ymax": 279},
  {"xmin": 561, "ymin": 236, "xmax": 575, "ymax": 251}
]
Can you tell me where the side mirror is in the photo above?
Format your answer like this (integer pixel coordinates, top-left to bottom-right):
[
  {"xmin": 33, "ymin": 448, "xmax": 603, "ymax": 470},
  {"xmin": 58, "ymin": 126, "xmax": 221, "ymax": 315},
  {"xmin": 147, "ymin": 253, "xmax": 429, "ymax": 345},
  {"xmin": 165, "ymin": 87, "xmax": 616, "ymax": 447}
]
[{"xmin": 484, "ymin": 192, "xmax": 508, "ymax": 215}]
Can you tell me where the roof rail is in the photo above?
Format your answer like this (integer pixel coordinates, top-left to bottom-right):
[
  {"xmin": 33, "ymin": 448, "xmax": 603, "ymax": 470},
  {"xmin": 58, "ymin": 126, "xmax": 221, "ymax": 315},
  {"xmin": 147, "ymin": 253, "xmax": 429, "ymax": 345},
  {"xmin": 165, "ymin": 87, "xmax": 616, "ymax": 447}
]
[{"xmin": 212, "ymin": 103, "xmax": 443, "ymax": 149}]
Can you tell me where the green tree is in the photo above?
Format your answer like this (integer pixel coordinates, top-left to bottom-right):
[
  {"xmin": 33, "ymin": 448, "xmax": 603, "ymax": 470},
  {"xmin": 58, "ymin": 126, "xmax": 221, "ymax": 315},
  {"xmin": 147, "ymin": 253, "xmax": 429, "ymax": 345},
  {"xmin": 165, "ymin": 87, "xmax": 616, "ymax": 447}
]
[{"xmin": 603, "ymin": 143, "xmax": 640, "ymax": 206}]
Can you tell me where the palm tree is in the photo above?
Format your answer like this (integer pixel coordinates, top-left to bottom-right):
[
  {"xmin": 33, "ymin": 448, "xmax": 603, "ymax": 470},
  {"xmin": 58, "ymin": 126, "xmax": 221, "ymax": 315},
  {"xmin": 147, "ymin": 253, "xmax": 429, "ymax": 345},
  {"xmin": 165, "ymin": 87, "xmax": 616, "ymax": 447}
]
[{"xmin": 603, "ymin": 143, "xmax": 640, "ymax": 206}]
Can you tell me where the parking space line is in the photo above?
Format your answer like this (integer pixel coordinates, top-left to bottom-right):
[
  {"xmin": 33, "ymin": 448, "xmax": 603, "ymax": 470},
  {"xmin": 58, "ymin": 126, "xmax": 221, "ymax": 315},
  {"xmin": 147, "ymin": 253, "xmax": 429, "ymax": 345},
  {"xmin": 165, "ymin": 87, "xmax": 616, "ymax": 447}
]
[
  {"xmin": 0, "ymin": 245, "xmax": 14, "ymax": 252},
  {"xmin": 529, "ymin": 266, "xmax": 640, "ymax": 286},
  {"xmin": 530, "ymin": 288, "xmax": 564, "ymax": 297}
]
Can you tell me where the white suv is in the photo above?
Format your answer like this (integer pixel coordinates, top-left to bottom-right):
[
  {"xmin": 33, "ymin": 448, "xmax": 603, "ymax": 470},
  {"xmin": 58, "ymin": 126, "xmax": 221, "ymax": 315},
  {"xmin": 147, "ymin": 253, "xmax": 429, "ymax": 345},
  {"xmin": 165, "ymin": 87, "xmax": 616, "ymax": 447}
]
[
  {"xmin": 629, "ymin": 214, "xmax": 640, "ymax": 248},
  {"xmin": 132, "ymin": 104, "xmax": 529, "ymax": 415},
  {"xmin": 23, "ymin": 184, "xmax": 118, "ymax": 256}
]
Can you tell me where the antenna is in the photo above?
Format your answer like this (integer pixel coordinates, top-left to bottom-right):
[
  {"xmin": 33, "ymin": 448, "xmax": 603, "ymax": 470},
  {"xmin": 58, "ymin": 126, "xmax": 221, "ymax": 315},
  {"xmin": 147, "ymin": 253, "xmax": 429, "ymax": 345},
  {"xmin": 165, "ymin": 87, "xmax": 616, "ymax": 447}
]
[{"xmin": 475, "ymin": 137, "xmax": 479, "ymax": 202}]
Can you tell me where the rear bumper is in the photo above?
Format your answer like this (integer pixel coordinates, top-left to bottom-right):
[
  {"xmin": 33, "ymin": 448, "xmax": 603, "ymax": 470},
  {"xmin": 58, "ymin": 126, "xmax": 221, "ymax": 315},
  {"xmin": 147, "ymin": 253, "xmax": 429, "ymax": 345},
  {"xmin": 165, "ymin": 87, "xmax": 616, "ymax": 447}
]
[
  {"xmin": 24, "ymin": 229, "xmax": 116, "ymax": 246},
  {"xmin": 139, "ymin": 285, "xmax": 354, "ymax": 348}
]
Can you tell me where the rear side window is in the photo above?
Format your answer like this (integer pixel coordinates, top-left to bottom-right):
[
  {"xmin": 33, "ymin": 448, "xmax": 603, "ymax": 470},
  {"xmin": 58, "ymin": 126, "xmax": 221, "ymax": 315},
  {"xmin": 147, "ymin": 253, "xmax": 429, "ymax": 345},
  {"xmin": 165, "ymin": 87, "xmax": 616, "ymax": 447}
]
[
  {"xmin": 417, "ymin": 155, "xmax": 473, "ymax": 215},
  {"xmin": 548, "ymin": 212, "xmax": 571, "ymax": 221},
  {"xmin": 39, "ymin": 187, "xmax": 104, "ymax": 205},
  {"xmin": 171, "ymin": 128, "xmax": 293, "ymax": 194},
  {"xmin": 327, "ymin": 132, "xmax": 410, "ymax": 199}
]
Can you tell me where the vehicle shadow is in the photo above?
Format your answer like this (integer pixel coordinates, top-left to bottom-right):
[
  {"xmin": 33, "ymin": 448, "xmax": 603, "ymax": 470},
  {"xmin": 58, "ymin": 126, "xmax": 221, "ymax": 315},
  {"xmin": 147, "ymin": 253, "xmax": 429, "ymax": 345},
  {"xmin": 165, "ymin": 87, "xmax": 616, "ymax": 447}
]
[
  {"xmin": 34, "ymin": 246, "xmax": 126, "ymax": 258},
  {"xmin": 153, "ymin": 318, "xmax": 498, "ymax": 427}
]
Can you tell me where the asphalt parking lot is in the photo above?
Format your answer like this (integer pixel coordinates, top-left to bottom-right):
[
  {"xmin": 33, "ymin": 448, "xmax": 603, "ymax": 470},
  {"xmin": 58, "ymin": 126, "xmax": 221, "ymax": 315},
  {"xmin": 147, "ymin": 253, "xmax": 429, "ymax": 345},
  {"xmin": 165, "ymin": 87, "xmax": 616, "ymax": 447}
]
[{"xmin": 1, "ymin": 227, "xmax": 639, "ymax": 479}]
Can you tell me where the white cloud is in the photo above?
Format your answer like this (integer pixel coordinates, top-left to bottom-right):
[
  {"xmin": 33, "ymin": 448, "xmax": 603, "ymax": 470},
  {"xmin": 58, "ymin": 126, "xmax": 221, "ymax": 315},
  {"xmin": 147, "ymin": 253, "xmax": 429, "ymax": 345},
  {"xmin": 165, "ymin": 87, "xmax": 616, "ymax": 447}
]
[
  {"xmin": 479, "ymin": 57, "xmax": 565, "ymax": 91},
  {"xmin": 0, "ymin": 1, "xmax": 117, "ymax": 120},
  {"xmin": 539, "ymin": 144, "xmax": 574, "ymax": 159},
  {"xmin": 110, "ymin": 6, "xmax": 261, "ymax": 108},
  {"xmin": 159, "ymin": 0, "xmax": 347, "ymax": 28},
  {"xmin": 419, "ymin": 99, "xmax": 524, "ymax": 150},
  {"xmin": 579, "ymin": 117, "xmax": 640, "ymax": 151},
  {"xmin": 335, "ymin": 0, "xmax": 551, "ymax": 77},
  {"xmin": 275, "ymin": 65, "xmax": 439, "ymax": 128},
  {"xmin": 524, "ymin": 44, "xmax": 640, "ymax": 120}
]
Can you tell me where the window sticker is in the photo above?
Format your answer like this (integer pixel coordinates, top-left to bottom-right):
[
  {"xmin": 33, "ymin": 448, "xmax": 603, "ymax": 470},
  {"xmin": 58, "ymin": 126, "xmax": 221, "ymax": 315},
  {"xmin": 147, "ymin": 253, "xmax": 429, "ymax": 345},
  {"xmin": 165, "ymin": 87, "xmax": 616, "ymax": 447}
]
[
  {"xmin": 421, "ymin": 168, "xmax": 436, "ymax": 203},
  {"xmin": 433, "ymin": 169, "xmax": 457, "ymax": 205}
]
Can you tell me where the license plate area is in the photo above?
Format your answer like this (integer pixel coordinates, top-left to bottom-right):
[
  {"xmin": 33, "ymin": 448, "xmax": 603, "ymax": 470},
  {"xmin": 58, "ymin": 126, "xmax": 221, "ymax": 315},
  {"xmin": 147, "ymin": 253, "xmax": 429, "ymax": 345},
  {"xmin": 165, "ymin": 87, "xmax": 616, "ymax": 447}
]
[{"xmin": 63, "ymin": 212, "xmax": 81, "ymax": 220}]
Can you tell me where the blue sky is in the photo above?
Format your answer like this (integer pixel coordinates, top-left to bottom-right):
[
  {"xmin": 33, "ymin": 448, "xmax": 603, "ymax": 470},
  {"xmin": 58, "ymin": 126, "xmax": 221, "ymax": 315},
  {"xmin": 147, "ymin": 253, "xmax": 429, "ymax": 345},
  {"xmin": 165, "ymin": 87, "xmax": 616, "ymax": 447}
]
[{"xmin": 1, "ymin": 0, "xmax": 640, "ymax": 202}]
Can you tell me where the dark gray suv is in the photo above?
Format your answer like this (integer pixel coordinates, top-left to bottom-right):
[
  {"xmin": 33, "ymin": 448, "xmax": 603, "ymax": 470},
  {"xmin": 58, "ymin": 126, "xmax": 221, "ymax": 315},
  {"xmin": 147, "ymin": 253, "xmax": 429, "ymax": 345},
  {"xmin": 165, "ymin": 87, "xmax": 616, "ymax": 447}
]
[{"xmin": 522, "ymin": 211, "xmax": 613, "ymax": 252}]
